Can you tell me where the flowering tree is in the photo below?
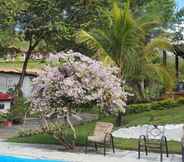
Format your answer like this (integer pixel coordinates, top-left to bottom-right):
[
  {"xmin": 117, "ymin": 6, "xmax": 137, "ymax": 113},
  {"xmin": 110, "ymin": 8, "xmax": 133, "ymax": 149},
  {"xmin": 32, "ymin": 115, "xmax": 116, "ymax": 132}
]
[{"xmin": 31, "ymin": 51, "xmax": 128, "ymax": 146}]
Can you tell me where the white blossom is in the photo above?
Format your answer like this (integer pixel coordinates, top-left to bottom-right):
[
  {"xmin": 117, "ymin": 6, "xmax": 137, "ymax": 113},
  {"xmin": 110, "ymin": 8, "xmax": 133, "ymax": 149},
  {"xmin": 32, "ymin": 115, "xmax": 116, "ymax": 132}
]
[{"xmin": 31, "ymin": 51, "xmax": 128, "ymax": 115}]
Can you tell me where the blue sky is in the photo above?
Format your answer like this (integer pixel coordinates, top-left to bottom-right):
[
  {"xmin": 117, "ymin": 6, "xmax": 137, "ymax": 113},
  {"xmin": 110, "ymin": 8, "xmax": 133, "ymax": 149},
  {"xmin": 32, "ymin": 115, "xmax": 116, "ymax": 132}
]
[{"xmin": 176, "ymin": 0, "xmax": 184, "ymax": 9}]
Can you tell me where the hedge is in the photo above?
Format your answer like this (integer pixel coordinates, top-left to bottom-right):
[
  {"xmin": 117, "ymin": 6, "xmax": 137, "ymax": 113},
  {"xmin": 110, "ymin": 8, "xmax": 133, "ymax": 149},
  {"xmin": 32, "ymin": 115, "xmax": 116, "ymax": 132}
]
[{"xmin": 127, "ymin": 98, "xmax": 184, "ymax": 114}]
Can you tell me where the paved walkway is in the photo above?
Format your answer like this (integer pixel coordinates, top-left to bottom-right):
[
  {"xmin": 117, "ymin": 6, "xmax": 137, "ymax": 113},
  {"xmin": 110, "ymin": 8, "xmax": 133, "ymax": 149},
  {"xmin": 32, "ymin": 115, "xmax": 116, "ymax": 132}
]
[
  {"xmin": 0, "ymin": 113, "xmax": 97, "ymax": 139},
  {"xmin": 0, "ymin": 116, "xmax": 182, "ymax": 162},
  {"xmin": 0, "ymin": 142, "xmax": 181, "ymax": 162},
  {"xmin": 113, "ymin": 124, "xmax": 184, "ymax": 141}
]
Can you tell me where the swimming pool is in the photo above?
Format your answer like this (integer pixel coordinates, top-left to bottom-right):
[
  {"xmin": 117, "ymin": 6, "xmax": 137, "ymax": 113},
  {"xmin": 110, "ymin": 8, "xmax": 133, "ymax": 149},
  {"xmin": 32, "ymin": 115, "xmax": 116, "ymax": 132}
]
[{"xmin": 0, "ymin": 155, "xmax": 67, "ymax": 162}]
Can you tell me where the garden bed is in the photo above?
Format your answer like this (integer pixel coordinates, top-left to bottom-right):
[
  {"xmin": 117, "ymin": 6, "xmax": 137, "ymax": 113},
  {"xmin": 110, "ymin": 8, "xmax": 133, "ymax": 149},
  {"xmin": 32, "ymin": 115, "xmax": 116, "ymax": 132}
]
[{"xmin": 8, "ymin": 105, "xmax": 184, "ymax": 154}]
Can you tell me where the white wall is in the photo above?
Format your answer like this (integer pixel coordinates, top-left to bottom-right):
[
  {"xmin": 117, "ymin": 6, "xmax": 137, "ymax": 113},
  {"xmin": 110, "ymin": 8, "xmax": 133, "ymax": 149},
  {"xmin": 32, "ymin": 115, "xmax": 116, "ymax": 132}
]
[
  {"xmin": 0, "ymin": 101, "xmax": 11, "ymax": 113},
  {"xmin": 0, "ymin": 72, "xmax": 34, "ymax": 98}
]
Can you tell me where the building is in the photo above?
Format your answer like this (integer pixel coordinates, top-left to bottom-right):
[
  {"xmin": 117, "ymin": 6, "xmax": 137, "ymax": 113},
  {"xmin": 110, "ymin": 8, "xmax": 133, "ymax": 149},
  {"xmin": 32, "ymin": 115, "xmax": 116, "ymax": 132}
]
[
  {"xmin": 0, "ymin": 92, "xmax": 13, "ymax": 113},
  {"xmin": 0, "ymin": 68, "xmax": 39, "ymax": 98}
]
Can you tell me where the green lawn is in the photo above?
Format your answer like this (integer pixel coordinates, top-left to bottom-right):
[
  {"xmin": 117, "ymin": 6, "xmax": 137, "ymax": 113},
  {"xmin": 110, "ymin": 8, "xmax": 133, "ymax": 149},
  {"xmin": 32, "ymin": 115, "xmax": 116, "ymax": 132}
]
[
  {"xmin": 0, "ymin": 60, "xmax": 46, "ymax": 69},
  {"xmin": 8, "ymin": 133, "xmax": 181, "ymax": 154},
  {"xmin": 125, "ymin": 105, "xmax": 184, "ymax": 127},
  {"xmin": 8, "ymin": 105, "xmax": 184, "ymax": 154}
]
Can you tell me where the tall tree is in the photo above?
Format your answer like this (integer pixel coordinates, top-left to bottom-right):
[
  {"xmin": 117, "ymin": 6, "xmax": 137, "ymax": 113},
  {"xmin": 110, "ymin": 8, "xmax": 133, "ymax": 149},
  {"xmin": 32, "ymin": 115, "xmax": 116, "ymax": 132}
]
[
  {"xmin": 15, "ymin": 0, "xmax": 66, "ymax": 89},
  {"xmin": 45, "ymin": 0, "xmax": 175, "ymax": 54},
  {"xmin": 131, "ymin": 0, "xmax": 175, "ymax": 26},
  {"xmin": 0, "ymin": 0, "xmax": 24, "ymax": 57},
  {"xmin": 44, "ymin": 0, "xmax": 111, "ymax": 53},
  {"xmin": 77, "ymin": 0, "xmax": 173, "ymax": 100}
]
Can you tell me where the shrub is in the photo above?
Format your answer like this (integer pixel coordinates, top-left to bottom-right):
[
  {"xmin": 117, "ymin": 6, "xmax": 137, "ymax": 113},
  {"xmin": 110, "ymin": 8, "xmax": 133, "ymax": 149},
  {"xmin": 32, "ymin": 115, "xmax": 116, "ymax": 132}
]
[
  {"xmin": 152, "ymin": 99, "xmax": 177, "ymax": 109},
  {"xmin": 127, "ymin": 98, "xmax": 183, "ymax": 114},
  {"xmin": 127, "ymin": 103, "xmax": 151, "ymax": 114},
  {"xmin": 10, "ymin": 96, "xmax": 29, "ymax": 124},
  {"xmin": 0, "ymin": 114, "xmax": 7, "ymax": 122},
  {"xmin": 176, "ymin": 97, "xmax": 184, "ymax": 104},
  {"xmin": 17, "ymin": 128, "xmax": 43, "ymax": 137}
]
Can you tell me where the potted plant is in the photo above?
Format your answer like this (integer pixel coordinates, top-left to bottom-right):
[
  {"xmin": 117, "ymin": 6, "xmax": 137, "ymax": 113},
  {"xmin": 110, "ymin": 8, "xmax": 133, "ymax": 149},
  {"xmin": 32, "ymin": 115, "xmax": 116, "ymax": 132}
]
[
  {"xmin": 0, "ymin": 114, "xmax": 7, "ymax": 124},
  {"xmin": 3, "ymin": 113, "xmax": 13, "ymax": 128}
]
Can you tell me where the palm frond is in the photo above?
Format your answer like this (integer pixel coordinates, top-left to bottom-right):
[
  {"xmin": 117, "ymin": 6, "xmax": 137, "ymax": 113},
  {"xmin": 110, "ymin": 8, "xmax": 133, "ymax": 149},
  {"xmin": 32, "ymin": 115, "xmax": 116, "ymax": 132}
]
[
  {"xmin": 145, "ymin": 64, "xmax": 175, "ymax": 91},
  {"xmin": 76, "ymin": 0, "xmax": 174, "ymax": 95},
  {"xmin": 75, "ymin": 30, "xmax": 113, "ymax": 64},
  {"xmin": 139, "ymin": 20, "xmax": 160, "ymax": 33},
  {"xmin": 144, "ymin": 37, "xmax": 173, "ymax": 58}
]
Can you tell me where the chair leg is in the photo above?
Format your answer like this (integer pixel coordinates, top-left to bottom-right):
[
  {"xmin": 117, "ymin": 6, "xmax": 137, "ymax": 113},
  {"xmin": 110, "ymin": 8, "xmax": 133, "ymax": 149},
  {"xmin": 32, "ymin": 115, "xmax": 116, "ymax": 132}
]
[
  {"xmin": 165, "ymin": 139, "xmax": 169, "ymax": 157},
  {"xmin": 104, "ymin": 141, "xmax": 106, "ymax": 156},
  {"xmin": 182, "ymin": 145, "xmax": 184, "ymax": 162},
  {"xmin": 138, "ymin": 142, "xmax": 141, "ymax": 159},
  {"xmin": 85, "ymin": 139, "xmax": 88, "ymax": 154},
  {"xmin": 144, "ymin": 138, "xmax": 148, "ymax": 156},
  {"xmin": 145, "ymin": 145, "xmax": 148, "ymax": 156},
  {"xmin": 160, "ymin": 145, "xmax": 163, "ymax": 162},
  {"xmin": 111, "ymin": 136, "xmax": 115, "ymax": 153},
  {"xmin": 95, "ymin": 143, "xmax": 98, "ymax": 152},
  {"xmin": 160, "ymin": 152, "xmax": 163, "ymax": 162}
]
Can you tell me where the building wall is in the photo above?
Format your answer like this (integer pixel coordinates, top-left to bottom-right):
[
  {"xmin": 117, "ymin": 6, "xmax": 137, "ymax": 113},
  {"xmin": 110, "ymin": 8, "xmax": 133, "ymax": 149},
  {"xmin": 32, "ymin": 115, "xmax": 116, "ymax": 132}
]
[
  {"xmin": 0, "ymin": 101, "xmax": 11, "ymax": 113},
  {"xmin": 0, "ymin": 72, "xmax": 34, "ymax": 98}
]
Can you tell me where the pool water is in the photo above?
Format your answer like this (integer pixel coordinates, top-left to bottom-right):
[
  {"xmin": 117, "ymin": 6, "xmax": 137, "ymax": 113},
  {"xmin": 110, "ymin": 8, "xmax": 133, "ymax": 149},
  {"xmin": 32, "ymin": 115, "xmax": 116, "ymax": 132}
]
[{"xmin": 0, "ymin": 155, "xmax": 67, "ymax": 162}]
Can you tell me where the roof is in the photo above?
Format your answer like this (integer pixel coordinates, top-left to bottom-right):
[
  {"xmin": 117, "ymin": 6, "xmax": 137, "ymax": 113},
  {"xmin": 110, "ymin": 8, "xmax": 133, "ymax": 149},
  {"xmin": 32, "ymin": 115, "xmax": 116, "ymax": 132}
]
[
  {"xmin": 0, "ymin": 68, "xmax": 40, "ymax": 77},
  {"xmin": 0, "ymin": 92, "xmax": 13, "ymax": 101},
  {"xmin": 7, "ymin": 47, "xmax": 22, "ymax": 53},
  {"xmin": 172, "ymin": 44, "xmax": 184, "ymax": 59}
]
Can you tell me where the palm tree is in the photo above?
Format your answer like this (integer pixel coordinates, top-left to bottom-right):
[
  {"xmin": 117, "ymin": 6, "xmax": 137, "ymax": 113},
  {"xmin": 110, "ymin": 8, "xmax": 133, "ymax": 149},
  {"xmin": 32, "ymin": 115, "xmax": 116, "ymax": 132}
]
[{"xmin": 76, "ymin": 0, "xmax": 174, "ymax": 100}]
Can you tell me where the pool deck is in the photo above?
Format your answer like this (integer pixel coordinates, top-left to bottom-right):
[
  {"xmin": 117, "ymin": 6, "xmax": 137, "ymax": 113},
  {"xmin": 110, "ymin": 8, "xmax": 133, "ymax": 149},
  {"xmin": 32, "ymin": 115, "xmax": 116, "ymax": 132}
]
[{"xmin": 0, "ymin": 142, "xmax": 181, "ymax": 162}]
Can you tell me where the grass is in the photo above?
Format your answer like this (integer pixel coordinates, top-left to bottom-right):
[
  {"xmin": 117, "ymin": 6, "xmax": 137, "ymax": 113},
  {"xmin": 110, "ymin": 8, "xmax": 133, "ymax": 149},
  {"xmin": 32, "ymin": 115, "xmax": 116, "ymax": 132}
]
[
  {"xmin": 9, "ymin": 116, "xmax": 115, "ymax": 145},
  {"xmin": 114, "ymin": 139, "xmax": 181, "ymax": 154},
  {"xmin": 125, "ymin": 105, "xmax": 184, "ymax": 127},
  {"xmin": 0, "ymin": 59, "xmax": 46, "ymax": 70},
  {"xmin": 9, "ymin": 134, "xmax": 59, "ymax": 145},
  {"xmin": 8, "ymin": 130, "xmax": 182, "ymax": 154},
  {"xmin": 8, "ymin": 105, "xmax": 184, "ymax": 154}
]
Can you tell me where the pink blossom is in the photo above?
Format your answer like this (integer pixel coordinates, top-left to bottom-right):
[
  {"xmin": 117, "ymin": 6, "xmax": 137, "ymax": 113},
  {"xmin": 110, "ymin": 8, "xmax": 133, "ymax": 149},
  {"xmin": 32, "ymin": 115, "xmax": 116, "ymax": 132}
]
[{"xmin": 31, "ymin": 51, "xmax": 128, "ymax": 115}]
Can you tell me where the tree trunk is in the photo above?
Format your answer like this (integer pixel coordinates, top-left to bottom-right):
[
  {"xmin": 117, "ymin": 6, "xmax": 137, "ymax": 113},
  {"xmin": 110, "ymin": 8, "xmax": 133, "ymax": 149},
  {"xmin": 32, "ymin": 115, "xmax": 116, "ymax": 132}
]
[
  {"xmin": 41, "ymin": 114, "xmax": 74, "ymax": 150},
  {"xmin": 41, "ymin": 114, "xmax": 49, "ymax": 129},
  {"xmin": 175, "ymin": 55, "xmax": 179, "ymax": 81},
  {"xmin": 66, "ymin": 111, "xmax": 77, "ymax": 140},
  {"xmin": 163, "ymin": 50, "xmax": 167, "ymax": 66},
  {"xmin": 52, "ymin": 134, "xmax": 73, "ymax": 150},
  {"xmin": 136, "ymin": 81, "xmax": 145, "ymax": 101},
  {"xmin": 17, "ymin": 48, "xmax": 32, "ymax": 89},
  {"xmin": 16, "ymin": 37, "xmax": 40, "ymax": 91},
  {"xmin": 140, "ymin": 80, "xmax": 145, "ymax": 98},
  {"xmin": 116, "ymin": 111, "xmax": 123, "ymax": 127}
]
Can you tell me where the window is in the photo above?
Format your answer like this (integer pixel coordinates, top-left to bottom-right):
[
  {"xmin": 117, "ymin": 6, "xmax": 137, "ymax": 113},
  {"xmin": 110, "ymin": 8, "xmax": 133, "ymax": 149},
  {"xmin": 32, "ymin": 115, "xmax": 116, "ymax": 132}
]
[{"xmin": 0, "ymin": 104, "xmax": 5, "ymax": 109}]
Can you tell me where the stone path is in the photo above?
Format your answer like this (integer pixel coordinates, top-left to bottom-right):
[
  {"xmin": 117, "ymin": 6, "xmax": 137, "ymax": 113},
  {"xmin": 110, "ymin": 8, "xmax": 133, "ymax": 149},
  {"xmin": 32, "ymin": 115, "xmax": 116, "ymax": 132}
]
[
  {"xmin": 0, "ymin": 142, "xmax": 181, "ymax": 162},
  {"xmin": 0, "ymin": 113, "xmax": 97, "ymax": 139}
]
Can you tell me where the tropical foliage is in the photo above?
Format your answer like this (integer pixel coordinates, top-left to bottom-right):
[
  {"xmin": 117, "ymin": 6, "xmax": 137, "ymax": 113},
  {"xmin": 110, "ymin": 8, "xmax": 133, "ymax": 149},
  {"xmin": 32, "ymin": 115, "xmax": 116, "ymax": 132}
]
[
  {"xmin": 0, "ymin": 0, "xmax": 180, "ymax": 101},
  {"xmin": 77, "ymin": 0, "xmax": 174, "ymax": 101}
]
